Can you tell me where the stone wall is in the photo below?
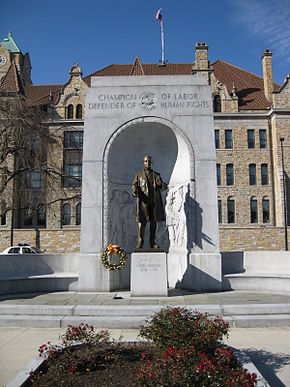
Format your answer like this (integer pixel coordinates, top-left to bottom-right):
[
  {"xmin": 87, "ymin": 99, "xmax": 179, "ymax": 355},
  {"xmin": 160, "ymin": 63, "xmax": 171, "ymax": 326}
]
[
  {"xmin": 219, "ymin": 226, "xmax": 290, "ymax": 251},
  {"xmin": 215, "ymin": 118, "xmax": 273, "ymax": 226},
  {"xmin": 0, "ymin": 228, "xmax": 81, "ymax": 253},
  {"xmin": 0, "ymin": 226, "xmax": 289, "ymax": 253}
]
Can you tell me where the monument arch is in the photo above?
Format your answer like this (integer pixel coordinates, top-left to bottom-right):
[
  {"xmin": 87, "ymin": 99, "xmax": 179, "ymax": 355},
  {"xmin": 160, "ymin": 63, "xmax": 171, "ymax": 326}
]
[
  {"xmin": 79, "ymin": 75, "xmax": 221, "ymax": 292},
  {"xmin": 103, "ymin": 116, "xmax": 195, "ymax": 253}
]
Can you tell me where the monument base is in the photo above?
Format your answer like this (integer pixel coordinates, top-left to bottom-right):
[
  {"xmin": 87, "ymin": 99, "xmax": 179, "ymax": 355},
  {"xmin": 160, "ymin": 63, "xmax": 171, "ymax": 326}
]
[
  {"xmin": 131, "ymin": 252, "xmax": 168, "ymax": 296},
  {"xmin": 182, "ymin": 253, "xmax": 222, "ymax": 291},
  {"xmin": 78, "ymin": 254, "xmax": 130, "ymax": 292}
]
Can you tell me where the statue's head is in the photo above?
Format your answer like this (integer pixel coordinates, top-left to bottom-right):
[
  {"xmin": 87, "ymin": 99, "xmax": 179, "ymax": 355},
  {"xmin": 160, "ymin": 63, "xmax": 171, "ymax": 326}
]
[{"xmin": 143, "ymin": 155, "xmax": 152, "ymax": 171}]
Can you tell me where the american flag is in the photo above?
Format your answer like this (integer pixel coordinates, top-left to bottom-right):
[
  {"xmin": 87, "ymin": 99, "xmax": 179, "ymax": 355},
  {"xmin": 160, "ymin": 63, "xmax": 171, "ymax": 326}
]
[{"xmin": 155, "ymin": 8, "xmax": 162, "ymax": 23}]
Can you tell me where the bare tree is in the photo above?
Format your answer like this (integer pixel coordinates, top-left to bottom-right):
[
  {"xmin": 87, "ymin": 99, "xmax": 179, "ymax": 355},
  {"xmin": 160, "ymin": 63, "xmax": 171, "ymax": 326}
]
[{"xmin": 0, "ymin": 92, "xmax": 81, "ymax": 245}]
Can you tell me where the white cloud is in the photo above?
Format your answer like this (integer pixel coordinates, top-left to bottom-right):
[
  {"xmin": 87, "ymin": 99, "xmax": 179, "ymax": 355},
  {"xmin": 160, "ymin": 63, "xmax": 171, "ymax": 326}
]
[{"xmin": 232, "ymin": 0, "xmax": 290, "ymax": 61}]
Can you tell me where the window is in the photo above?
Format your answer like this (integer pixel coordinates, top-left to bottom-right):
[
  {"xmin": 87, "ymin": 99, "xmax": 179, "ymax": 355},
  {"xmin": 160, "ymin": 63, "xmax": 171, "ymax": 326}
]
[
  {"xmin": 262, "ymin": 198, "xmax": 270, "ymax": 223},
  {"xmin": 62, "ymin": 203, "xmax": 71, "ymax": 225},
  {"xmin": 8, "ymin": 247, "xmax": 20, "ymax": 254},
  {"xmin": 37, "ymin": 204, "xmax": 46, "ymax": 226},
  {"xmin": 76, "ymin": 203, "xmax": 81, "ymax": 225},
  {"xmin": 259, "ymin": 130, "xmax": 267, "ymax": 148},
  {"xmin": 215, "ymin": 130, "xmax": 220, "ymax": 149},
  {"xmin": 218, "ymin": 199, "xmax": 222, "ymax": 224},
  {"xmin": 227, "ymin": 197, "xmax": 235, "ymax": 223},
  {"xmin": 63, "ymin": 131, "xmax": 83, "ymax": 188},
  {"xmin": 22, "ymin": 247, "xmax": 36, "ymax": 254},
  {"xmin": 213, "ymin": 95, "xmax": 221, "ymax": 112},
  {"xmin": 63, "ymin": 164, "xmax": 82, "ymax": 188},
  {"xmin": 64, "ymin": 131, "xmax": 83, "ymax": 149},
  {"xmin": 76, "ymin": 104, "xmax": 82, "ymax": 119},
  {"xmin": 67, "ymin": 104, "xmax": 74, "ymax": 119},
  {"xmin": 26, "ymin": 171, "xmax": 41, "ymax": 189},
  {"xmin": 216, "ymin": 164, "xmax": 221, "ymax": 185},
  {"xmin": 261, "ymin": 164, "xmax": 268, "ymax": 185},
  {"xmin": 1, "ymin": 202, "xmax": 6, "ymax": 226},
  {"xmin": 249, "ymin": 164, "xmax": 256, "ymax": 185},
  {"xmin": 226, "ymin": 164, "xmax": 234, "ymax": 186},
  {"xmin": 250, "ymin": 197, "xmax": 258, "ymax": 223},
  {"xmin": 247, "ymin": 129, "xmax": 255, "ymax": 149},
  {"xmin": 225, "ymin": 130, "xmax": 232, "ymax": 149}
]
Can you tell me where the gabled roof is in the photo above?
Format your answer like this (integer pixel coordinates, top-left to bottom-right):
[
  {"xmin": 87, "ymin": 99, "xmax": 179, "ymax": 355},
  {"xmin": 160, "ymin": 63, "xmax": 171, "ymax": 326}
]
[
  {"xmin": 24, "ymin": 84, "xmax": 62, "ymax": 106},
  {"xmin": 1, "ymin": 32, "xmax": 21, "ymax": 53},
  {"xmin": 0, "ymin": 61, "xmax": 24, "ymax": 93},
  {"xmin": 130, "ymin": 56, "xmax": 145, "ymax": 76},
  {"xmin": 211, "ymin": 60, "xmax": 280, "ymax": 110},
  {"xmin": 25, "ymin": 58, "xmax": 281, "ymax": 111}
]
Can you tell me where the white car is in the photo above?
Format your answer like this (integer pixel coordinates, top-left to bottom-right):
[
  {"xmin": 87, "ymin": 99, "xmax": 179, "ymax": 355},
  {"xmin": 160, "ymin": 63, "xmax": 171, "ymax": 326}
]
[{"xmin": 1, "ymin": 245, "xmax": 37, "ymax": 254}]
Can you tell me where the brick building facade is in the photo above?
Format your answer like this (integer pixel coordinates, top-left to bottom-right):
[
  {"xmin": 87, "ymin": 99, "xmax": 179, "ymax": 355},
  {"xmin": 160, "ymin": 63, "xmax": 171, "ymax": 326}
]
[{"xmin": 0, "ymin": 33, "xmax": 289, "ymax": 252}]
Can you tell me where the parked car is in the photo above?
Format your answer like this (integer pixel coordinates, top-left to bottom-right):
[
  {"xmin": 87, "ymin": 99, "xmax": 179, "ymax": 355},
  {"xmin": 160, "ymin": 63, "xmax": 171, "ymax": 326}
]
[{"xmin": 0, "ymin": 244, "xmax": 38, "ymax": 254}]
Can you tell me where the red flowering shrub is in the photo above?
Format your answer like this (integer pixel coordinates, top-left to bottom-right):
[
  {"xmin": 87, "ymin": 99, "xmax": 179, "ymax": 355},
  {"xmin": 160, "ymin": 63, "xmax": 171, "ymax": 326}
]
[
  {"xmin": 30, "ymin": 324, "xmax": 110, "ymax": 385},
  {"xmin": 137, "ymin": 308, "xmax": 257, "ymax": 386},
  {"xmin": 137, "ymin": 345, "xmax": 257, "ymax": 386},
  {"xmin": 139, "ymin": 307, "xmax": 229, "ymax": 352}
]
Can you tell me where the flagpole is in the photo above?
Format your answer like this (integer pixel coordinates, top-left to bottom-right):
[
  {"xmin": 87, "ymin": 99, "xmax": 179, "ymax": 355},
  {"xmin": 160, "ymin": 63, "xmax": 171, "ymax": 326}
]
[
  {"xmin": 155, "ymin": 8, "xmax": 165, "ymax": 66},
  {"xmin": 160, "ymin": 19, "xmax": 165, "ymax": 65}
]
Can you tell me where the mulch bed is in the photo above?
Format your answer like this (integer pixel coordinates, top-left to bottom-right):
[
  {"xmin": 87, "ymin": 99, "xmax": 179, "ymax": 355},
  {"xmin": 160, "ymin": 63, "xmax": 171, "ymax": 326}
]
[{"xmin": 31, "ymin": 342, "xmax": 158, "ymax": 386}]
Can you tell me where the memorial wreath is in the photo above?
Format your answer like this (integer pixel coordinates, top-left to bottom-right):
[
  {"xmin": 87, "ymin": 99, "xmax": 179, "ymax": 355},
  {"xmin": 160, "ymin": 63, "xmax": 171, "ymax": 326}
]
[{"xmin": 101, "ymin": 243, "xmax": 127, "ymax": 271}]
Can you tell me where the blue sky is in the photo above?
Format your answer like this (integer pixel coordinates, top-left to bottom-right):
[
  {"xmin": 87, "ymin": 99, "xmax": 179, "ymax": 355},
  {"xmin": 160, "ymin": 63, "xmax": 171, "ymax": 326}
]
[{"xmin": 1, "ymin": 0, "xmax": 289, "ymax": 85}]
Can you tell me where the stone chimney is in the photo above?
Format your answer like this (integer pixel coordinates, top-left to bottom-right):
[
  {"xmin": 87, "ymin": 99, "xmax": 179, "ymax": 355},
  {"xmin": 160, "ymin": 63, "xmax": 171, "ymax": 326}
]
[
  {"xmin": 192, "ymin": 42, "xmax": 211, "ymax": 84},
  {"xmin": 262, "ymin": 49, "xmax": 273, "ymax": 101}
]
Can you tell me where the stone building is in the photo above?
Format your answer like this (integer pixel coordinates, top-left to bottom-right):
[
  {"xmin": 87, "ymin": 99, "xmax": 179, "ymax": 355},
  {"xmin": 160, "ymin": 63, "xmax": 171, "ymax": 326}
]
[{"xmin": 0, "ymin": 33, "xmax": 289, "ymax": 252}]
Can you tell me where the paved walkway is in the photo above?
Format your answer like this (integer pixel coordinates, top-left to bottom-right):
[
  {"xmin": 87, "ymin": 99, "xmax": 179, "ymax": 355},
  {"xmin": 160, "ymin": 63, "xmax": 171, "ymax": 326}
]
[
  {"xmin": 2, "ymin": 289, "xmax": 290, "ymax": 306},
  {"xmin": 1, "ymin": 290, "xmax": 290, "ymax": 385}
]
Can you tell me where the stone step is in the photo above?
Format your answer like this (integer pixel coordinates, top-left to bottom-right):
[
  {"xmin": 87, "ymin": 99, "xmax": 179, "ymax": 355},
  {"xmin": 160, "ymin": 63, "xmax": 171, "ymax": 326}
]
[
  {"xmin": 1, "ymin": 303, "xmax": 290, "ymax": 328},
  {"xmin": 0, "ymin": 274, "xmax": 78, "ymax": 295},
  {"xmin": 223, "ymin": 273, "xmax": 290, "ymax": 292},
  {"xmin": 1, "ymin": 313, "xmax": 290, "ymax": 328}
]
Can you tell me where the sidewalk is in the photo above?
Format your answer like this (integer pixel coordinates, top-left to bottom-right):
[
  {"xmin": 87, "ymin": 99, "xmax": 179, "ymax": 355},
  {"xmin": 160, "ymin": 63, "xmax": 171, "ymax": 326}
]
[
  {"xmin": 1, "ymin": 327, "xmax": 290, "ymax": 386},
  {"xmin": 1, "ymin": 290, "xmax": 290, "ymax": 385}
]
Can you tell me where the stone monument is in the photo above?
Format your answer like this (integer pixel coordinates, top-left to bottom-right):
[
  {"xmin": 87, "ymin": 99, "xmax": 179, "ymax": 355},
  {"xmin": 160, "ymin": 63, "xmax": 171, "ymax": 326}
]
[{"xmin": 79, "ymin": 75, "xmax": 222, "ymax": 292}]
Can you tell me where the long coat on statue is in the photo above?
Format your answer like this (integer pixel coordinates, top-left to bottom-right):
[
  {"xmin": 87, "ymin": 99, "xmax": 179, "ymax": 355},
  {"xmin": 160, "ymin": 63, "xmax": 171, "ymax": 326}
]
[{"xmin": 132, "ymin": 169, "xmax": 167, "ymax": 223}]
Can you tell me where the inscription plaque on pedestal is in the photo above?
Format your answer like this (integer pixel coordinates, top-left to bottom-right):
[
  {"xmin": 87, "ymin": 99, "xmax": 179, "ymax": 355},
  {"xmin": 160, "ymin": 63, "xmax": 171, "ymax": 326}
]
[{"xmin": 131, "ymin": 252, "xmax": 168, "ymax": 296}]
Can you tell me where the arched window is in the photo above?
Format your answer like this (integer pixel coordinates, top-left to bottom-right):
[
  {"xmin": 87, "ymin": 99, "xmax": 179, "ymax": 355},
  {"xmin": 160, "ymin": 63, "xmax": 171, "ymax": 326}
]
[
  {"xmin": 76, "ymin": 104, "xmax": 82, "ymax": 119},
  {"xmin": 250, "ymin": 197, "xmax": 258, "ymax": 223},
  {"xmin": 67, "ymin": 104, "xmax": 74, "ymax": 119},
  {"xmin": 37, "ymin": 204, "xmax": 46, "ymax": 226},
  {"xmin": 262, "ymin": 197, "xmax": 270, "ymax": 223},
  {"xmin": 213, "ymin": 95, "xmax": 221, "ymax": 112},
  {"xmin": 227, "ymin": 197, "xmax": 235, "ymax": 223},
  {"xmin": 62, "ymin": 203, "xmax": 71, "ymax": 225},
  {"xmin": 1, "ymin": 202, "xmax": 6, "ymax": 226},
  {"xmin": 76, "ymin": 203, "xmax": 81, "ymax": 225}
]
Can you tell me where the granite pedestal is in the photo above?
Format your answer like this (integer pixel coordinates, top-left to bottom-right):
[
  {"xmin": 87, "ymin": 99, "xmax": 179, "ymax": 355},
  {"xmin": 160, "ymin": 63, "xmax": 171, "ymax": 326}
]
[{"xmin": 131, "ymin": 252, "xmax": 168, "ymax": 296}]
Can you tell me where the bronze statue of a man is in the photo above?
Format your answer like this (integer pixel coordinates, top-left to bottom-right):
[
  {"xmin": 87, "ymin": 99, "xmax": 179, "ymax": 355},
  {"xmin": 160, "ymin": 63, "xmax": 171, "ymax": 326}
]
[{"xmin": 132, "ymin": 155, "xmax": 167, "ymax": 249}]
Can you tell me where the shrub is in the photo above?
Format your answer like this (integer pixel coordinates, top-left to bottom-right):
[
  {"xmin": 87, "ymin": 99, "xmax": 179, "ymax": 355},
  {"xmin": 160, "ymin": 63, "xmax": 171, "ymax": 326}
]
[
  {"xmin": 139, "ymin": 307, "xmax": 229, "ymax": 352},
  {"xmin": 30, "ymin": 324, "xmax": 110, "ymax": 385},
  {"xmin": 137, "ymin": 345, "xmax": 257, "ymax": 386},
  {"xmin": 137, "ymin": 307, "xmax": 257, "ymax": 386}
]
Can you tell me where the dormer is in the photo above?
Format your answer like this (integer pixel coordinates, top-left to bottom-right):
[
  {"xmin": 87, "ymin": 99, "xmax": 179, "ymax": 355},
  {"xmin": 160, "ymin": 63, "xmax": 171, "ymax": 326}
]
[{"xmin": 54, "ymin": 63, "xmax": 87, "ymax": 119}]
